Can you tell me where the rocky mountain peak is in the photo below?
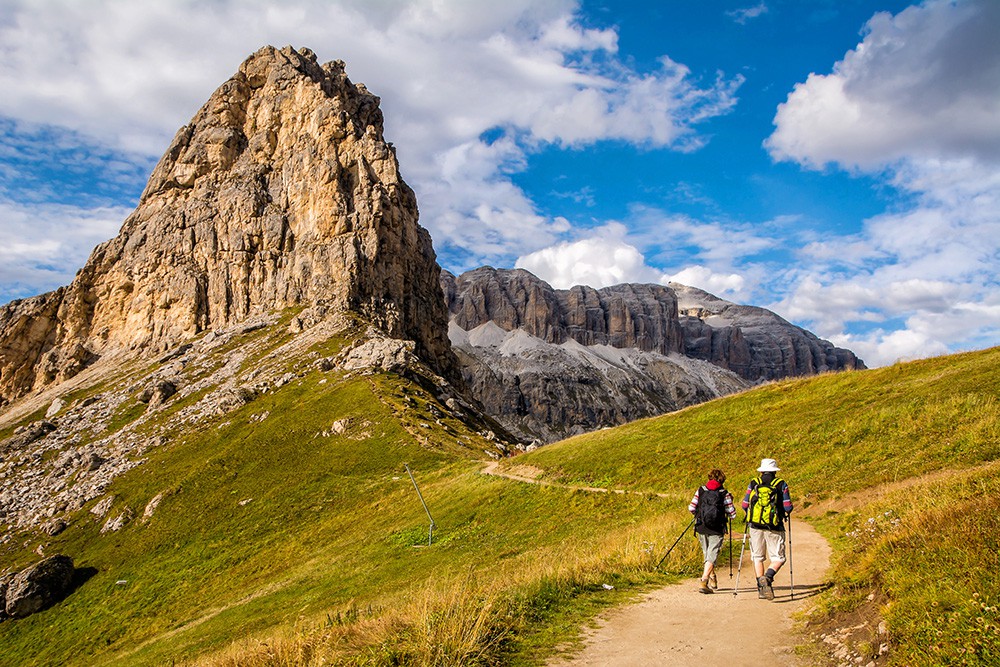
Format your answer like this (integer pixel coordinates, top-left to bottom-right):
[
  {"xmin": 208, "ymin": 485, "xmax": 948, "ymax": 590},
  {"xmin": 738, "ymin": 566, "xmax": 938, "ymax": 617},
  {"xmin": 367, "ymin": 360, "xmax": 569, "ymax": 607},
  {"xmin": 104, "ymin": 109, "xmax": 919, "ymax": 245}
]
[
  {"xmin": 442, "ymin": 267, "xmax": 865, "ymax": 442},
  {"xmin": 0, "ymin": 46, "xmax": 456, "ymax": 405}
]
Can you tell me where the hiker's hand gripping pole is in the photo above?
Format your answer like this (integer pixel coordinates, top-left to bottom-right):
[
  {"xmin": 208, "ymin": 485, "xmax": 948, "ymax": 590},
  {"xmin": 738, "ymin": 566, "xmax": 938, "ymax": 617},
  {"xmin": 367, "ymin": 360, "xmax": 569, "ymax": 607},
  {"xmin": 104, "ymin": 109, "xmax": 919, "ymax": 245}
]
[{"xmin": 657, "ymin": 518, "xmax": 695, "ymax": 569}]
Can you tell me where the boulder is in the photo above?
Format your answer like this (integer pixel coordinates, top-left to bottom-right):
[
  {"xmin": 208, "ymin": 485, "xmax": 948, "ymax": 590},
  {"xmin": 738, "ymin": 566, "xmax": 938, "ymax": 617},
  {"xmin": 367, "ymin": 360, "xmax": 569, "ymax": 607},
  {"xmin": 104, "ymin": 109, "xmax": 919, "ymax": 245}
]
[
  {"xmin": 4, "ymin": 555, "xmax": 75, "ymax": 619},
  {"xmin": 137, "ymin": 379, "xmax": 178, "ymax": 408},
  {"xmin": 339, "ymin": 337, "xmax": 418, "ymax": 373},
  {"xmin": 45, "ymin": 398, "xmax": 67, "ymax": 419},
  {"xmin": 0, "ymin": 574, "xmax": 9, "ymax": 620}
]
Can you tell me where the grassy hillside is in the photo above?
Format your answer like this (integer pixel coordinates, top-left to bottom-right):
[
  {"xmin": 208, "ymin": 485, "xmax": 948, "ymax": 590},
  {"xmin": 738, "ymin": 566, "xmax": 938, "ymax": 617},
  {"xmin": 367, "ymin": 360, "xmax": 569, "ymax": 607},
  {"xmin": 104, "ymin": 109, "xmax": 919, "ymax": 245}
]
[
  {"xmin": 2, "ymin": 339, "xmax": 998, "ymax": 666},
  {"xmin": 0, "ymin": 320, "xmax": 680, "ymax": 666},
  {"xmin": 513, "ymin": 346, "xmax": 1000, "ymax": 666}
]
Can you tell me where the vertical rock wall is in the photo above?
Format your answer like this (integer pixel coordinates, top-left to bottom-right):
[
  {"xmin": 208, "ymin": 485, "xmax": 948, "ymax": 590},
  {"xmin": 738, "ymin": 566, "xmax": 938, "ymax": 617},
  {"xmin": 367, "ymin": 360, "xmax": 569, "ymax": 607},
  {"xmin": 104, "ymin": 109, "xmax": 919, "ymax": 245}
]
[{"xmin": 0, "ymin": 46, "xmax": 457, "ymax": 404}]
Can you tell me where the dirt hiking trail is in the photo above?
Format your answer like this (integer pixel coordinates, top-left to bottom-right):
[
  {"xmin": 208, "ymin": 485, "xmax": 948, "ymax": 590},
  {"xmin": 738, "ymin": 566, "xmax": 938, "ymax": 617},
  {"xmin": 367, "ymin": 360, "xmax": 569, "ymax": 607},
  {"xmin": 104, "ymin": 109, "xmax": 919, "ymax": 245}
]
[
  {"xmin": 482, "ymin": 463, "xmax": 832, "ymax": 666},
  {"xmin": 548, "ymin": 518, "xmax": 830, "ymax": 666}
]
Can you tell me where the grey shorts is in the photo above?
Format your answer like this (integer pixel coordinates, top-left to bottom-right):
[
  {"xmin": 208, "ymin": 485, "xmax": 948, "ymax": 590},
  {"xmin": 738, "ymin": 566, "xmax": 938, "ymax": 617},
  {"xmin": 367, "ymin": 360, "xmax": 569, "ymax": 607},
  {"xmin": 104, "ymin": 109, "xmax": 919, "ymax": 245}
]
[
  {"xmin": 749, "ymin": 527, "xmax": 786, "ymax": 563},
  {"xmin": 698, "ymin": 533, "xmax": 725, "ymax": 564}
]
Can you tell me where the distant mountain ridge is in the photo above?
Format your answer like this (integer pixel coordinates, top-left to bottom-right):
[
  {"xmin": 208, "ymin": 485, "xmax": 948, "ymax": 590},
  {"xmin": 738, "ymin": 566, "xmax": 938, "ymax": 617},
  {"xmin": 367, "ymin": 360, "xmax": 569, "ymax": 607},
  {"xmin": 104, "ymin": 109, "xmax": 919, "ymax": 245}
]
[
  {"xmin": 671, "ymin": 282, "xmax": 865, "ymax": 381},
  {"xmin": 442, "ymin": 267, "xmax": 864, "ymax": 383},
  {"xmin": 441, "ymin": 267, "xmax": 864, "ymax": 442}
]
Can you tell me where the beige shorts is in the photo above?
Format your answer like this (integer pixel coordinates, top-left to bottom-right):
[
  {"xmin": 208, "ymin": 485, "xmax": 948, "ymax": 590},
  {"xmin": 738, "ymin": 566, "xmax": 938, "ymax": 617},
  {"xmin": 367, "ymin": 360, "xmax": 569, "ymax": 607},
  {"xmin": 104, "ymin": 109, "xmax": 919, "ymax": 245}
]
[{"xmin": 749, "ymin": 527, "xmax": 786, "ymax": 564}]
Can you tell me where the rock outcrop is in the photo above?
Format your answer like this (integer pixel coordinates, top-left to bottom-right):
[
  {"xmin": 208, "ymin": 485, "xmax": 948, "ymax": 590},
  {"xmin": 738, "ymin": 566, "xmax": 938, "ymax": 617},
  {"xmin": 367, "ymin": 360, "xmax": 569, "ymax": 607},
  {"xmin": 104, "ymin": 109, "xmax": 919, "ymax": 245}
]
[
  {"xmin": 442, "ymin": 267, "xmax": 685, "ymax": 355},
  {"xmin": 0, "ymin": 45, "xmax": 456, "ymax": 405},
  {"xmin": 450, "ymin": 321, "xmax": 747, "ymax": 443},
  {"xmin": 672, "ymin": 283, "xmax": 865, "ymax": 380},
  {"xmin": 443, "ymin": 268, "xmax": 863, "ymax": 384}
]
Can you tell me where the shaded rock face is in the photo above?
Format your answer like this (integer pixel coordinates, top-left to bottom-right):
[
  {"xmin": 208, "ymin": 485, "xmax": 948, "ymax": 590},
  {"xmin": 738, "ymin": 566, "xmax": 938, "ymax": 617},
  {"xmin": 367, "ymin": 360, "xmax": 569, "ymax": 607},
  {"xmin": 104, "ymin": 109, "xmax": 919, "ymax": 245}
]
[
  {"xmin": 3, "ymin": 554, "xmax": 75, "ymax": 619},
  {"xmin": 441, "ymin": 267, "xmax": 685, "ymax": 355},
  {"xmin": 442, "ymin": 268, "xmax": 864, "ymax": 441},
  {"xmin": 443, "ymin": 268, "xmax": 864, "ymax": 385},
  {"xmin": 450, "ymin": 322, "xmax": 748, "ymax": 443},
  {"xmin": 0, "ymin": 45, "xmax": 456, "ymax": 404},
  {"xmin": 672, "ymin": 284, "xmax": 866, "ymax": 381}
]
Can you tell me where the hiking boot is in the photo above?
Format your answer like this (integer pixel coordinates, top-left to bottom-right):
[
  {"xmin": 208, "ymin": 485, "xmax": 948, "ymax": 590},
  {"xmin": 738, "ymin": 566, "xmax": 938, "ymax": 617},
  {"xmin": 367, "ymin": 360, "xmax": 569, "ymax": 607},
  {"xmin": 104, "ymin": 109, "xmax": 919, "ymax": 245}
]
[
  {"xmin": 757, "ymin": 576, "xmax": 769, "ymax": 599},
  {"xmin": 709, "ymin": 572, "xmax": 718, "ymax": 589},
  {"xmin": 762, "ymin": 576, "xmax": 775, "ymax": 600},
  {"xmin": 698, "ymin": 579, "xmax": 713, "ymax": 594}
]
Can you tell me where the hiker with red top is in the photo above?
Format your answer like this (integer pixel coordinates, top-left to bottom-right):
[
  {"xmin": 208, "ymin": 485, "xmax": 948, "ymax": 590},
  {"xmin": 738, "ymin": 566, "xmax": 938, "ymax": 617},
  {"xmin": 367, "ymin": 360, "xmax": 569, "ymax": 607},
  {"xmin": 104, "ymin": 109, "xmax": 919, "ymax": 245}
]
[
  {"xmin": 688, "ymin": 468, "xmax": 737, "ymax": 594},
  {"xmin": 742, "ymin": 458, "xmax": 794, "ymax": 600}
]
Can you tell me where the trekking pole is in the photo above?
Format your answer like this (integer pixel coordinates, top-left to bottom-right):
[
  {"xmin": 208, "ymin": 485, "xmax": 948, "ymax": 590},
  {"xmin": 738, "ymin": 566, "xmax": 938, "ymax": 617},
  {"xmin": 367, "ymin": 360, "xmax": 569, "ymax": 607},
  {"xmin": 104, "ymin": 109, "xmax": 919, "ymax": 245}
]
[
  {"xmin": 656, "ymin": 518, "xmax": 695, "ymax": 569},
  {"xmin": 787, "ymin": 515, "xmax": 794, "ymax": 600},
  {"xmin": 728, "ymin": 517, "xmax": 733, "ymax": 580},
  {"xmin": 733, "ymin": 520, "xmax": 748, "ymax": 597}
]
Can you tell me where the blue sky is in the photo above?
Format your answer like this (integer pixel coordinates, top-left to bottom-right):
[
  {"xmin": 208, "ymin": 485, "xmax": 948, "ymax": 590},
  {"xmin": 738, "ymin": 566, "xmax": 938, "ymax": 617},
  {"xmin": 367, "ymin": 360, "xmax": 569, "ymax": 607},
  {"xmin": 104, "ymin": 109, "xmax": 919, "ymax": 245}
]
[{"xmin": 1, "ymin": 0, "xmax": 997, "ymax": 367}]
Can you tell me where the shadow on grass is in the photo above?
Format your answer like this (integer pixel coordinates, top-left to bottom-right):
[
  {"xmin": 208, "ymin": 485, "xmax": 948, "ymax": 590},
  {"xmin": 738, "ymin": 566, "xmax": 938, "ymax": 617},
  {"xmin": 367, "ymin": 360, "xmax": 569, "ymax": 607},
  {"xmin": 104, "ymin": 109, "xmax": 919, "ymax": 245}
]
[{"xmin": 773, "ymin": 581, "xmax": 833, "ymax": 603}]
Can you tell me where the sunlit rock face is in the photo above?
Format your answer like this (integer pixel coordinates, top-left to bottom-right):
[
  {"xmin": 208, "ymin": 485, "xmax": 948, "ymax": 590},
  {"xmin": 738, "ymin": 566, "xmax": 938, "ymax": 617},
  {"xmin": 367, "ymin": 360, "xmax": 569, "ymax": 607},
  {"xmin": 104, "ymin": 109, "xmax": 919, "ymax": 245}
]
[{"xmin": 0, "ymin": 46, "xmax": 457, "ymax": 404}]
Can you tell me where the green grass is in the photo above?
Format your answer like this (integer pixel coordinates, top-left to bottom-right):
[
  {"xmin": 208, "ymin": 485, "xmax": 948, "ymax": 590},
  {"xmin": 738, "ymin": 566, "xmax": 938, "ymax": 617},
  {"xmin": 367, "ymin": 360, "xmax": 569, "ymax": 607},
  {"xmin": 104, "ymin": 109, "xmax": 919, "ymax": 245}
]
[
  {"xmin": 509, "ymin": 346, "xmax": 1000, "ymax": 666},
  {"xmin": 518, "ymin": 348, "xmax": 1000, "ymax": 501},
  {"xmin": 0, "ymin": 323, "xmax": 684, "ymax": 667},
  {"xmin": 3, "ymin": 343, "xmax": 998, "ymax": 666}
]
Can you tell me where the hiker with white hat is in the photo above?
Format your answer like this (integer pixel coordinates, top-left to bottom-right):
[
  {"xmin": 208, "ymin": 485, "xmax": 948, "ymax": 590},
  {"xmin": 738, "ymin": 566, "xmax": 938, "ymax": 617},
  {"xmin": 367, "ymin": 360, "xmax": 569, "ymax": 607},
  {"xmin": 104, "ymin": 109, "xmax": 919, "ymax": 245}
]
[{"xmin": 741, "ymin": 458, "xmax": 793, "ymax": 600}]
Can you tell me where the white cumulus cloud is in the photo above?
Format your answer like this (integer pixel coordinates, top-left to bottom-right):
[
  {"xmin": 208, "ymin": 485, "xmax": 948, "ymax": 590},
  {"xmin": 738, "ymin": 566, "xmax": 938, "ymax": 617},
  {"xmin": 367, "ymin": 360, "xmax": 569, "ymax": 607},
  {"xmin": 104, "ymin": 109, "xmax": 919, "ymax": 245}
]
[
  {"xmin": 666, "ymin": 266, "xmax": 746, "ymax": 299},
  {"xmin": 0, "ymin": 0, "xmax": 743, "ymax": 292},
  {"xmin": 515, "ymin": 223, "xmax": 662, "ymax": 289},
  {"xmin": 764, "ymin": 0, "xmax": 1000, "ymax": 366},
  {"xmin": 765, "ymin": 0, "xmax": 1000, "ymax": 170}
]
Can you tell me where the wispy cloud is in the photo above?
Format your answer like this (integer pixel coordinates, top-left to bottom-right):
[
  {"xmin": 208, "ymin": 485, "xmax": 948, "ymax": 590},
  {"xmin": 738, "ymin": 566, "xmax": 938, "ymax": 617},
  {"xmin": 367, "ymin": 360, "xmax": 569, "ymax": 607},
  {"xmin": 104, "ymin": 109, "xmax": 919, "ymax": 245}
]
[
  {"xmin": 0, "ymin": 199, "xmax": 130, "ymax": 302},
  {"xmin": 515, "ymin": 210, "xmax": 780, "ymax": 302},
  {"xmin": 726, "ymin": 2, "xmax": 768, "ymax": 25}
]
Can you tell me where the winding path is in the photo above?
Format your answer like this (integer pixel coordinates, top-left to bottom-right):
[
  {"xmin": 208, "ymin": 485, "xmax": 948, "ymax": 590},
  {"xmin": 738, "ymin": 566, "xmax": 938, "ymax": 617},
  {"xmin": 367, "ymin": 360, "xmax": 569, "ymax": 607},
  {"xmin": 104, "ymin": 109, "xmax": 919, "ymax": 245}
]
[{"xmin": 482, "ymin": 462, "xmax": 832, "ymax": 666}]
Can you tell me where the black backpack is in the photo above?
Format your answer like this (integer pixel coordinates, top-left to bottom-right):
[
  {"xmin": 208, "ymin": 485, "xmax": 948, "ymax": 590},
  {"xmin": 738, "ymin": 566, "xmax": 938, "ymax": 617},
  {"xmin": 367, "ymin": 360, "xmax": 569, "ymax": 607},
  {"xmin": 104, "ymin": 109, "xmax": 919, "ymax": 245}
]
[{"xmin": 696, "ymin": 486, "xmax": 728, "ymax": 530}]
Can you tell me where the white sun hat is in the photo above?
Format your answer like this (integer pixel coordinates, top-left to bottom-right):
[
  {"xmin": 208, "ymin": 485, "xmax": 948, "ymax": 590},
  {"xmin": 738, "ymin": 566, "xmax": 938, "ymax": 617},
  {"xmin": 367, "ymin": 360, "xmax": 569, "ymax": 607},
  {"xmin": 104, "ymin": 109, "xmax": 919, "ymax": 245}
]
[{"xmin": 757, "ymin": 458, "xmax": 780, "ymax": 472}]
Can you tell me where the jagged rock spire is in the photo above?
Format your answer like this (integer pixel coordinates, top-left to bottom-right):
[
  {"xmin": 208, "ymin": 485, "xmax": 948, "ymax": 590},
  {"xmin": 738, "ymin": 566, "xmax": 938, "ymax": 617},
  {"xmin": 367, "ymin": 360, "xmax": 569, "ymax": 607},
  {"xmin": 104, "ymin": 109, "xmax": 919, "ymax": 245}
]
[{"xmin": 0, "ymin": 46, "xmax": 456, "ymax": 404}]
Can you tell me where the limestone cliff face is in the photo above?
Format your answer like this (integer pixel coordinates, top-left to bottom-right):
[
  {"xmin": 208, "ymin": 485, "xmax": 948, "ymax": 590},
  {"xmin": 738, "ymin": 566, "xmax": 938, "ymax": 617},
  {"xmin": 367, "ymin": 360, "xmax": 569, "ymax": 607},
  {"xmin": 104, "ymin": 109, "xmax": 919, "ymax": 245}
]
[
  {"xmin": 443, "ymin": 268, "xmax": 864, "ymax": 383},
  {"xmin": 442, "ymin": 267, "xmax": 863, "ymax": 441},
  {"xmin": 0, "ymin": 46, "xmax": 456, "ymax": 404},
  {"xmin": 672, "ymin": 284, "xmax": 865, "ymax": 380},
  {"xmin": 441, "ymin": 267, "xmax": 686, "ymax": 355}
]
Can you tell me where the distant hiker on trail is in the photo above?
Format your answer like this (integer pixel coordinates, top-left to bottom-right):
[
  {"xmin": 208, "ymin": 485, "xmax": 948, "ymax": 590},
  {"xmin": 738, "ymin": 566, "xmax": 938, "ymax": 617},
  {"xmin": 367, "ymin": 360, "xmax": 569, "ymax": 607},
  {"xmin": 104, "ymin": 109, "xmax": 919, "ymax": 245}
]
[
  {"xmin": 742, "ymin": 458, "xmax": 793, "ymax": 600},
  {"xmin": 688, "ymin": 468, "xmax": 737, "ymax": 594}
]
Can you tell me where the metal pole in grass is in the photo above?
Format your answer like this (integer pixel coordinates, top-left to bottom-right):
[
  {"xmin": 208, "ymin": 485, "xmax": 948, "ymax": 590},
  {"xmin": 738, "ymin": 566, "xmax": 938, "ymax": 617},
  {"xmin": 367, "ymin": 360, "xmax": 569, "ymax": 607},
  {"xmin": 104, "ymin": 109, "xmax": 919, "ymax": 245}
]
[
  {"xmin": 656, "ymin": 518, "xmax": 694, "ymax": 569},
  {"xmin": 405, "ymin": 464, "xmax": 436, "ymax": 546}
]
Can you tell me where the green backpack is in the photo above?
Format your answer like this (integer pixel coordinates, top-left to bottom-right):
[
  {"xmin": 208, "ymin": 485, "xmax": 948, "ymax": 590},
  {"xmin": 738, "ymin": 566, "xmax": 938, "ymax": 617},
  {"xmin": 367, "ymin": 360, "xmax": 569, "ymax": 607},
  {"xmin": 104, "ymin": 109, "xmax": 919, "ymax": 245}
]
[{"xmin": 748, "ymin": 476, "xmax": 785, "ymax": 529}]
